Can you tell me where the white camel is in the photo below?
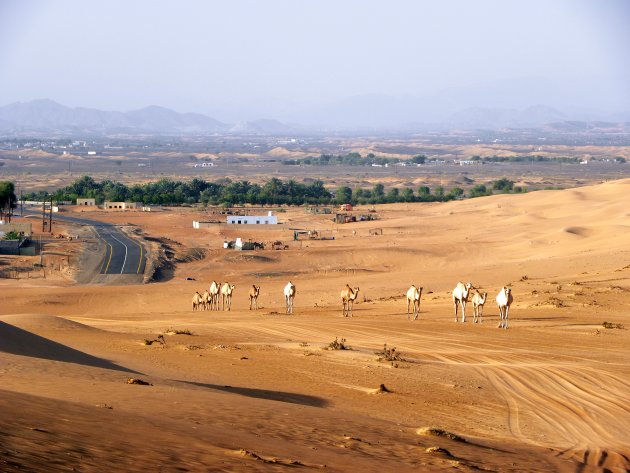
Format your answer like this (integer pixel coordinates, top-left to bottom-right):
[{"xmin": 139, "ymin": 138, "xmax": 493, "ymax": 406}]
[
  {"xmin": 452, "ymin": 282, "xmax": 473, "ymax": 322},
  {"xmin": 192, "ymin": 291, "xmax": 202, "ymax": 311},
  {"xmin": 208, "ymin": 281, "xmax": 221, "ymax": 311},
  {"xmin": 471, "ymin": 290, "xmax": 487, "ymax": 323},
  {"xmin": 496, "ymin": 287, "xmax": 513, "ymax": 329},
  {"xmin": 249, "ymin": 285, "xmax": 260, "ymax": 310},
  {"xmin": 406, "ymin": 285, "xmax": 423, "ymax": 320},
  {"xmin": 220, "ymin": 283, "xmax": 235, "ymax": 311},
  {"xmin": 284, "ymin": 281, "xmax": 296, "ymax": 314},
  {"xmin": 340, "ymin": 284, "xmax": 360, "ymax": 317}
]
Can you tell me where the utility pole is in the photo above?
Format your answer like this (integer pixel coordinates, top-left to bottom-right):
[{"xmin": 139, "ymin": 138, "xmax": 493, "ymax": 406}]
[
  {"xmin": 49, "ymin": 197, "xmax": 53, "ymax": 233},
  {"xmin": 20, "ymin": 190, "xmax": 23, "ymax": 216},
  {"xmin": 42, "ymin": 200, "xmax": 46, "ymax": 232}
]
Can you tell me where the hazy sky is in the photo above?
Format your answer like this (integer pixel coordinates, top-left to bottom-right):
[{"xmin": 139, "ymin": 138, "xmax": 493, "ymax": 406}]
[{"xmin": 0, "ymin": 0, "xmax": 628, "ymax": 120}]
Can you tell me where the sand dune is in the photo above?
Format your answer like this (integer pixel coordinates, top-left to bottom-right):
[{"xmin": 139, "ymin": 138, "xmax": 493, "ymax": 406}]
[{"xmin": 1, "ymin": 179, "xmax": 629, "ymax": 471}]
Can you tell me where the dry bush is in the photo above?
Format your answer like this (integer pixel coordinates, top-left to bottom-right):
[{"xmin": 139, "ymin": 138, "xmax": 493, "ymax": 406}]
[
  {"xmin": 602, "ymin": 321, "xmax": 625, "ymax": 329},
  {"xmin": 416, "ymin": 427, "xmax": 467, "ymax": 443},
  {"xmin": 126, "ymin": 378, "xmax": 152, "ymax": 386},
  {"xmin": 143, "ymin": 334, "xmax": 166, "ymax": 346},
  {"xmin": 165, "ymin": 328, "xmax": 194, "ymax": 335},
  {"xmin": 375, "ymin": 344, "xmax": 405, "ymax": 364},
  {"xmin": 327, "ymin": 337, "xmax": 349, "ymax": 350}
]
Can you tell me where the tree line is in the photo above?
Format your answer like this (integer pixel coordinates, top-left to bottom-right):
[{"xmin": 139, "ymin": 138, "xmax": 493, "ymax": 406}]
[
  {"xmin": 283, "ymin": 153, "xmax": 427, "ymax": 166},
  {"xmin": 22, "ymin": 175, "xmax": 522, "ymax": 207}
]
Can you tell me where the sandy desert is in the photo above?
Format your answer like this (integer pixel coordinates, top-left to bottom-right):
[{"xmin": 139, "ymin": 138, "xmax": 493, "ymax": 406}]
[{"xmin": 1, "ymin": 179, "xmax": 630, "ymax": 472}]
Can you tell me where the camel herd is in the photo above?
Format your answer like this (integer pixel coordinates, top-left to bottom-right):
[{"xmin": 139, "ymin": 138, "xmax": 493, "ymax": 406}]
[
  {"xmin": 192, "ymin": 281, "xmax": 235, "ymax": 312},
  {"xmin": 191, "ymin": 280, "xmax": 514, "ymax": 328},
  {"xmin": 450, "ymin": 282, "xmax": 512, "ymax": 328}
]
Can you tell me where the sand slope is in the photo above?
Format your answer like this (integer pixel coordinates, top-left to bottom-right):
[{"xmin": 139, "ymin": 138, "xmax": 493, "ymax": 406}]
[{"xmin": 1, "ymin": 180, "xmax": 629, "ymax": 472}]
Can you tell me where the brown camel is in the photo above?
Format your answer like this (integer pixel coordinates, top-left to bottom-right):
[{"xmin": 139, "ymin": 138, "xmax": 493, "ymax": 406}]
[
  {"xmin": 249, "ymin": 285, "xmax": 260, "ymax": 310},
  {"xmin": 471, "ymin": 290, "xmax": 487, "ymax": 323},
  {"xmin": 340, "ymin": 284, "xmax": 360, "ymax": 317}
]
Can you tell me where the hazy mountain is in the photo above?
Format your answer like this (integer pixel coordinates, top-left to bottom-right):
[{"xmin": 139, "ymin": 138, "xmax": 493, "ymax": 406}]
[
  {"xmin": 228, "ymin": 118, "xmax": 294, "ymax": 134},
  {"xmin": 1, "ymin": 91, "xmax": 627, "ymax": 135},
  {"xmin": 288, "ymin": 77, "xmax": 626, "ymax": 129},
  {"xmin": 447, "ymin": 105, "xmax": 566, "ymax": 129},
  {"xmin": 0, "ymin": 100, "xmax": 229, "ymax": 134}
]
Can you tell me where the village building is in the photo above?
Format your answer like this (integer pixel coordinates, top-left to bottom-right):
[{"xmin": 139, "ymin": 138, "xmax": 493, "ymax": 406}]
[
  {"xmin": 77, "ymin": 198, "xmax": 96, "ymax": 206},
  {"xmin": 103, "ymin": 201, "xmax": 142, "ymax": 210},
  {"xmin": 227, "ymin": 211, "xmax": 277, "ymax": 225}
]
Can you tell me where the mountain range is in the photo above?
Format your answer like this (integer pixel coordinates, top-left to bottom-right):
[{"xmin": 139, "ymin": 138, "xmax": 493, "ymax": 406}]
[{"xmin": 0, "ymin": 98, "xmax": 627, "ymax": 136}]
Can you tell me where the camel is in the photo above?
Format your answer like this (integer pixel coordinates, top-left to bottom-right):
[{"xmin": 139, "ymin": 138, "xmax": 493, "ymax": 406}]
[
  {"xmin": 192, "ymin": 291, "xmax": 202, "ymax": 311},
  {"xmin": 201, "ymin": 290, "xmax": 211, "ymax": 311},
  {"xmin": 471, "ymin": 290, "xmax": 488, "ymax": 323},
  {"xmin": 406, "ymin": 285, "xmax": 423, "ymax": 320},
  {"xmin": 452, "ymin": 281, "xmax": 473, "ymax": 322},
  {"xmin": 284, "ymin": 281, "xmax": 296, "ymax": 314},
  {"xmin": 496, "ymin": 287, "xmax": 513, "ymax": 329},
  {"xmin": 208, "ymin": 281, "xmax": 221, "ymax": 311},
  {"xmin": 340, "ymin": 284, "xmax": 360, "ymax": 317},
  {"xmin": 220, "ymin": 283, "xmax": 235, "ymax": 311},
  {"xmin": 249, "ymin": 285, "xmax": 260, "ymax": 310}
]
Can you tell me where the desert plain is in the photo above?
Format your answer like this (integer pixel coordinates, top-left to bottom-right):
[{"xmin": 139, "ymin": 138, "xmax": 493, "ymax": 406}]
[{"xmin": 1, "ymin": 179, "xmax": 630, "ymax": 472}]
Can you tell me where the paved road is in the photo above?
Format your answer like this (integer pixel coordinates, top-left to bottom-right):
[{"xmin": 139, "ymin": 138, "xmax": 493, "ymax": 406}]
[{"xmin": 25, "ymin": 210, "xmax": 146, "ymax": 275}]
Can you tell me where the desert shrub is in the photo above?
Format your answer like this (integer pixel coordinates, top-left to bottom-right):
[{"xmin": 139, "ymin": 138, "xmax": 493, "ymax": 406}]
[
  {"xmin": 375, "ymin": 343, "xmax": 405, "ymax": 363},
  {"xmin": 416, "ymin": 427, "xmax": 467, "ymax": 443},
  {"xmin": 602, "ymin": 321, "xmax": 624, "ymax": 329},
  {"xmin": 165, "ymin": 328, "xmax": 194, "ymax": 335},
  {"xmin": 327, "ymin": 337, "xmax": 349, "ymax": 350}
]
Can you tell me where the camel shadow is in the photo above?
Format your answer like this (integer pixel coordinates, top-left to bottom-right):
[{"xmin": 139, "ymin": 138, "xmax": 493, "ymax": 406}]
[
  {"xmin": 0, "ymin": 321, "xmax": 139, "ymax": 373},
  {"xmin": 176, "ymin": 380, "xmax": 328, "ymax": 408}
]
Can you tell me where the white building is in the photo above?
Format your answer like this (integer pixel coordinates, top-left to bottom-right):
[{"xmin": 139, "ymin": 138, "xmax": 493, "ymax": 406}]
[
  {"xmin": 103, "ymin": 201, "xmax": 142, "ymax": 210},
  {"xmin": 227, "ymin": 211, "xmax": 277, "ymax": 225}
]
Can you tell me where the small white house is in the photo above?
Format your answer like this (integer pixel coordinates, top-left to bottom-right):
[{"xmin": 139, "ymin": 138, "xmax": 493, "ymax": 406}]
[
  {"xmin": 77, "ymin": 198, "xmax": 96, "ymax": 206},
  {"xmin": 103, "ymin": 201, "xmax": 142, "ymax": 210},
  {"xmin": 227, "ymin": 211, "xmax": 277, "ymax": 225}
]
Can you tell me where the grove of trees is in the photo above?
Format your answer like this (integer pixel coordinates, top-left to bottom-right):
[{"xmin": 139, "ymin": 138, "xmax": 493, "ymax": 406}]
[{"xmin": 22, "ymin": 176, "xmax": 524, "ymax": 207}]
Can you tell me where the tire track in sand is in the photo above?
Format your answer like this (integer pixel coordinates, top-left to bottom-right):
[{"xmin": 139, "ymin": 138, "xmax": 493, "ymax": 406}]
[{"xmin": 478, "ymin": 362, "xmax": 630, "ymax": 472}]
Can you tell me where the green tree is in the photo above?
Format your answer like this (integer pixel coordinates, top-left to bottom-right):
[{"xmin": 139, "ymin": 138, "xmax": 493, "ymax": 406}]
[
  {"xmin": 469, "ymin": 184, "xmax": 489, "ymax": 198},
  {"xmin": 402, "ymin": 188, "xmax": 414, "ymax": 202},
  {"xmin": 418, "ymin": 186, "xmax": 430, "ymax": 196},
  {"xmin": 0, "ymin": 181, "xmax": 17, "ymax": 221},
  {"xmin": 386, "ymin": 187, "xmax": 400, "ymax": 202},
  {"xmin": 492, "ymin": 178, "xmax": 514, "ymax": 192},
  {"xmin": 2, "ymin": 230, "xmax": 20, "ymax": 240},
  {"xmin": 335, "ymin": 186, "xmax": 353, "ymax": 204},
  {"xmin": 449, "ymin": 187, "xmax": 464, "ymax": 199}
]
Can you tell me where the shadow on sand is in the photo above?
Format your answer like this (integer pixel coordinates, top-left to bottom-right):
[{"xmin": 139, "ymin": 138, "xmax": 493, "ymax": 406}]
[
  {"xmin": 177, "ymin": 380, "xmax": 328, "ymax": 408},
  {"xmin": 0, "ymin": 321, "xmax": 139, "ymax": 373}
]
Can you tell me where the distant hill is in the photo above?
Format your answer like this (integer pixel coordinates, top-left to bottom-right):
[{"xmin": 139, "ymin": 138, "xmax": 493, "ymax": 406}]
[
  {"xmin": 228, "ymin": 118, "xmax": 294, "ymax": 134},
  {"xmin": 0, "ymin": 100, "xmax": 229, "ymax": 134},
  {"xmin": 446, "ymin": 105, "xmax": 566, "ymax": 129},
  {"xmin": 0, "ymin": 96, "xmax": 627, "ymax": 135}
]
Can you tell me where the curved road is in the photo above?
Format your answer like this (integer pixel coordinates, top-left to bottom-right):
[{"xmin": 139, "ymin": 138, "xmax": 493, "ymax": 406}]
[{"xmin": 26, "ymin": 210, "xmax": 146, "ymax": 275}]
